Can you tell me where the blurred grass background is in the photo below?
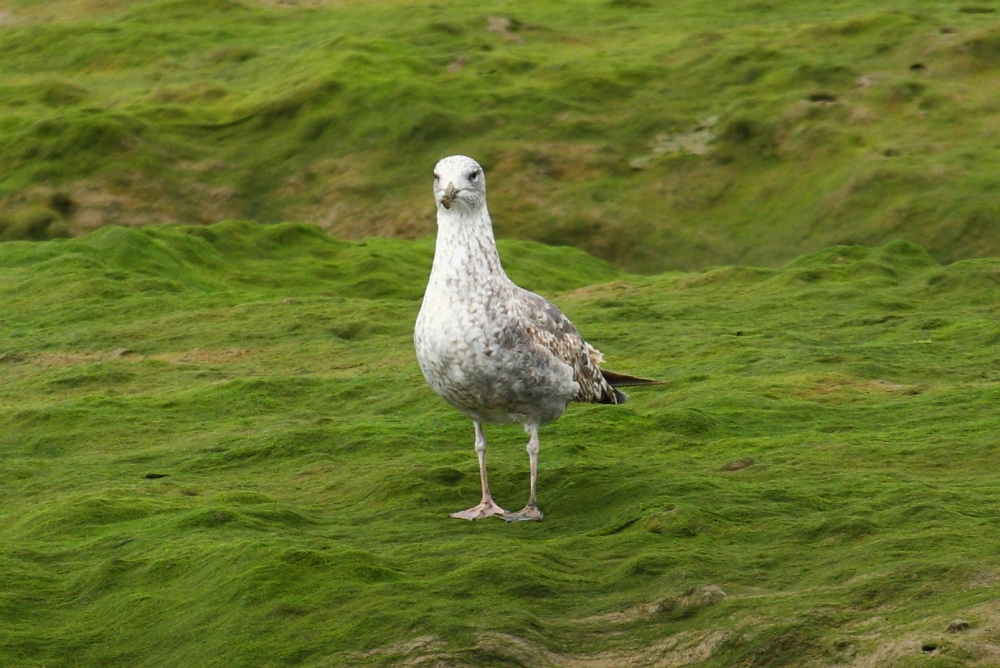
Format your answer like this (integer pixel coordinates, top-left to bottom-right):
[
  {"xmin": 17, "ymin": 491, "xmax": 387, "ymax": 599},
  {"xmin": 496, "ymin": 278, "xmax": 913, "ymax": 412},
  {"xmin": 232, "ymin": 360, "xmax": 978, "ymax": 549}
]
[{"xmin": 2, "ymin": 0, "xmax": 1000, "ymax": 270}]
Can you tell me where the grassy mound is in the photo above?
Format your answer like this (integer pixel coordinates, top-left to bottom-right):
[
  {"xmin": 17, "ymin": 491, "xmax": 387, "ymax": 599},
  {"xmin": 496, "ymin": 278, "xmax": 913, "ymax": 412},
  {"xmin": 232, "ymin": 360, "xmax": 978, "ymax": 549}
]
[
  {"xmin": 3, "ymin": 0, "xmax": 1000, "ymax": 270},
  {"xmin": 3, "ymin": 221, "xmax": 1000, "ymax": 666}
]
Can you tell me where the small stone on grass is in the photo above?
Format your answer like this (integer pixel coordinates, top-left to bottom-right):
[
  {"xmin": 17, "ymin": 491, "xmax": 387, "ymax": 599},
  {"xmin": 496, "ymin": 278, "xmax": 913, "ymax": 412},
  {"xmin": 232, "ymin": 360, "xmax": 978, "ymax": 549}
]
[
  {"xmin": 721, "ymin": 458, "xmax": 754, "ymax": 471},
  {"xmin": 947, "ymin": 619, "xmax": 971, "ymax": 633}
]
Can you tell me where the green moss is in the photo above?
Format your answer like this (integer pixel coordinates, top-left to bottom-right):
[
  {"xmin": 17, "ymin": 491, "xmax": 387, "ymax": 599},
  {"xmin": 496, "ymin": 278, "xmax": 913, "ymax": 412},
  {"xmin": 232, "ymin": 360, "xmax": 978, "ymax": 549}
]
[
  {"xmin": 1, "ymin": 223, "xmax": 999, "ymax": 664},
  {"xmin": 0, "ymin": 0, "xmax": 998, "ymax": 269}
]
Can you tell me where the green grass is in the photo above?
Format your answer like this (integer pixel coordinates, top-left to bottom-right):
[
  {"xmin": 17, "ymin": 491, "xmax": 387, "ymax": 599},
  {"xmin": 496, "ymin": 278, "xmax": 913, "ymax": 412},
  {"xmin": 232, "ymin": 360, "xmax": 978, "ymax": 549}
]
[
  {"xmin": 3, "ymin": 221, "xmax": 1000, "ymax": 666},
  {"xmin": 3, "ymin": 0, "xmax": 1000, "ymax": 270}
]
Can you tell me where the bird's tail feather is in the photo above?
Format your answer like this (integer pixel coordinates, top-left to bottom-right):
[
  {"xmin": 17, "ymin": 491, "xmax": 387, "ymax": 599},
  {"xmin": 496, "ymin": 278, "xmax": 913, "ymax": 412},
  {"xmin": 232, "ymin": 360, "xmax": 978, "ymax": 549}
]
[{"xmin": 601, "ymin": 369, "xmax": 663, "ymax": 387}]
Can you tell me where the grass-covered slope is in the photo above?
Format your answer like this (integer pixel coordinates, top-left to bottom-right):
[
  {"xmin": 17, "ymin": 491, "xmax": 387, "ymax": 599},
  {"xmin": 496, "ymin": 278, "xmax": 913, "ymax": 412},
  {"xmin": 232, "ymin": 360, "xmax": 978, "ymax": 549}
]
[
  {"xmin": 3, "ymin": 0, "xmax": 1000, "ymax": 271},
  {"xmin": 3, "ymin": 221, "xmax": 1000, "ymax": 666}
]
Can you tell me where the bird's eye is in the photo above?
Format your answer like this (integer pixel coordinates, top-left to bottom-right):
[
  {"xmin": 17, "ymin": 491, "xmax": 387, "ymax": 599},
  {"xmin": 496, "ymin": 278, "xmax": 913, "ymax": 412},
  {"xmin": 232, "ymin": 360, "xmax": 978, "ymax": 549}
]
[
  {"xmin": 433, "ymin": 173, "xmax": 440, "ymax": 181},
  {"xmin": 469, "ymin": 170, "xmax": 479, "ymax": 181}
]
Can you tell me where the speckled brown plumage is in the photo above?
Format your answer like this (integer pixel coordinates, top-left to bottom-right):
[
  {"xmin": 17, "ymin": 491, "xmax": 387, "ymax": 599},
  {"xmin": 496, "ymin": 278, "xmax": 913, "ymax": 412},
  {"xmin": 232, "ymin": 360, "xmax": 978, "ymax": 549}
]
[{"xmin": 512, "ymin": 287, "xmax": 627, "ymax": 406}]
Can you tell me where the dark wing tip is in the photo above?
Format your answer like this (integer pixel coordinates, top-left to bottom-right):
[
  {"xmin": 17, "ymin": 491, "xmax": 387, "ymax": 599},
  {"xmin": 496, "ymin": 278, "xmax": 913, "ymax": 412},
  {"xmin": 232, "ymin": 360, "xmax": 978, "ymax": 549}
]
[
  {"xmin": 596, "ymin": 386, "xmax": 629, "ymax": 405},
  {"xmin": 600, "ymin": 369, "xmax": 663, "ymax": 387}
]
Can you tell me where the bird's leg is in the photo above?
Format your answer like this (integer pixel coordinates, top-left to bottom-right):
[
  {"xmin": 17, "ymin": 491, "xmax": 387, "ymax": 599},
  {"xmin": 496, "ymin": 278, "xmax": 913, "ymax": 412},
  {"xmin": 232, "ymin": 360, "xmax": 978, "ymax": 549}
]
[
  {"xmin": 450, "ymin": 421, "xmax": 508, "ymax": 520},
  {"xmin": 503, "ymin": 424, "xmax": 544, "ymax": 522}
]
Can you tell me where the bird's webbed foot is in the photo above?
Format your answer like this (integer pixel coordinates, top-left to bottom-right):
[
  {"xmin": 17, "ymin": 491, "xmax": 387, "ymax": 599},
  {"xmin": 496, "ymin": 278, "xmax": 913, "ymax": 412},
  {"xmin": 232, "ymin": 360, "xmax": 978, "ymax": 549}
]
[
  {"xmin": 502, "ymin": 504, "xmax": 544, "ymax": 523},
  {"xmin": 449, "ymin": 497, "xmax": 508, "ymax": 521}
]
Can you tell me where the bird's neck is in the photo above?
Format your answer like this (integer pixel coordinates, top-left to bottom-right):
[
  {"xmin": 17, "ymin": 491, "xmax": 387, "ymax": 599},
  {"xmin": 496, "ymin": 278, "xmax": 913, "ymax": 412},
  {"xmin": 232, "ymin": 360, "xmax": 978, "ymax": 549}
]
[{"xmin": 429, "ymin": 205, "xmax": 508, "ymax": 288}]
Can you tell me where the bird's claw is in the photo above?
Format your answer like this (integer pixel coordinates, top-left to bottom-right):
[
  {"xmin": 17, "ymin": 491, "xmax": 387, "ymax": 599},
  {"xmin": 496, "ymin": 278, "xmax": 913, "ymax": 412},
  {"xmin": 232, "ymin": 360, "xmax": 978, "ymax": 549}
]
[
  {"xmin": 502, "ymin": 504, "xmax": 544, "ymax": 523},
  {"xmin": 449, "ymin": 498, "xmax": 507, "ymax": 520}
]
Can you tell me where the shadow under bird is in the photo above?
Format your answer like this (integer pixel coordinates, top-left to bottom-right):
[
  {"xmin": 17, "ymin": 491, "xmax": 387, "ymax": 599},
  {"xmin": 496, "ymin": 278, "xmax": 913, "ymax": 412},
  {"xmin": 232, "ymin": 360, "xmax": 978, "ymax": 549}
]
[{"xmin": 414, "ymin": 155, "xmax": 660, "ymax": 522}]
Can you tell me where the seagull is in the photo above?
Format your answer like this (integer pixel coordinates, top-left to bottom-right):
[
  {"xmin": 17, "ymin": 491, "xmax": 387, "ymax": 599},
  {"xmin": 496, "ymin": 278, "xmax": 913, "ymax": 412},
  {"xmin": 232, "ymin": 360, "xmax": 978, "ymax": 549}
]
[{"xmin": 413, "ymin": 155, "xmax": 659, "ymax": 522}]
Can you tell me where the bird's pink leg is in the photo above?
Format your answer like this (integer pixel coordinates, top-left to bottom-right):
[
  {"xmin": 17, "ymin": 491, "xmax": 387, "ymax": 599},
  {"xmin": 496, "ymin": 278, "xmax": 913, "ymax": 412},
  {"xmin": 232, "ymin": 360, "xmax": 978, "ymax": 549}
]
[
  {"xmin": 503, "ymin": 424, "xmax": 544, "ymax": 522},
  {"xmin": 450, "ymin": 422, "xmax": 508, "ymax": 520}
]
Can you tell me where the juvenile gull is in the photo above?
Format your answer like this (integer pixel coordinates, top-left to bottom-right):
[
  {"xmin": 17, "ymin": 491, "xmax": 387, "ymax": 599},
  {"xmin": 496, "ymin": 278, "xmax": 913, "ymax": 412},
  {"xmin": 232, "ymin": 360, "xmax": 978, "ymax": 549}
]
[{"xmin": 414, "ymin": 155, "xmax": 658, "ymax": 522}]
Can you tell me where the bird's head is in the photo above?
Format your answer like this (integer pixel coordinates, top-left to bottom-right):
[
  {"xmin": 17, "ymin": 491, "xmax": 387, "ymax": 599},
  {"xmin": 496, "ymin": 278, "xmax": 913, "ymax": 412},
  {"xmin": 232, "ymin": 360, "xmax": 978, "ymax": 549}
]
[{"xmin": 433, "ymin": 155, "xmax": 486, "ymax": 212}]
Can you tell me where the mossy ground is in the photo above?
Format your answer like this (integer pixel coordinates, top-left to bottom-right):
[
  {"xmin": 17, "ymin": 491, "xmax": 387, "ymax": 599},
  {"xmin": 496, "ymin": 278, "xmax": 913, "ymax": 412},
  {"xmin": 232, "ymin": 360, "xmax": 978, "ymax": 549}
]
[
  {"xmin": 2, "ymin": 0, "xmax": 1000, "ymax": 270},
  {"xmin": 3, "ymin": 222, "xmax": 1000, "ymax": 666}
]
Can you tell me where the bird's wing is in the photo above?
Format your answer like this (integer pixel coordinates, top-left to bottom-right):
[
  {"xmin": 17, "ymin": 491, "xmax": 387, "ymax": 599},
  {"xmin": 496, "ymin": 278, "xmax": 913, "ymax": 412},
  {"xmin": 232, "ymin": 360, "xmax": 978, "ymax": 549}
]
[{"xmin": 513, "ymin": 287, "xmax": 623, "ymax": 404}]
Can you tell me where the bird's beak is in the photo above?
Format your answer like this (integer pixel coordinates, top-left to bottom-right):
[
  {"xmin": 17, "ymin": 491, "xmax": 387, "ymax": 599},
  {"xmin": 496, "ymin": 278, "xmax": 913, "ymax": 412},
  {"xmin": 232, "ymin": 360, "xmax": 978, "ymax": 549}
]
[{"xmin": 440, "ymin": 182, "xmax": 459, "ymax": 209}]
